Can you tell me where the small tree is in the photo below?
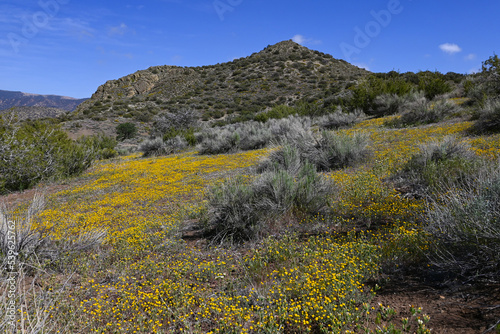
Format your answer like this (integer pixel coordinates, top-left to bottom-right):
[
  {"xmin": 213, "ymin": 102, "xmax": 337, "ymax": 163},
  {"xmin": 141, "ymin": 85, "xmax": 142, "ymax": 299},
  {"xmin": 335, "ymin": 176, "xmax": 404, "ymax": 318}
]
[
  {"xmin": 481, "ymin": 54, "xmax": 499, "ymax": 73},
  {"xmin": 116, "ymin": 122, "xmax": 137, "ymax": 141}
]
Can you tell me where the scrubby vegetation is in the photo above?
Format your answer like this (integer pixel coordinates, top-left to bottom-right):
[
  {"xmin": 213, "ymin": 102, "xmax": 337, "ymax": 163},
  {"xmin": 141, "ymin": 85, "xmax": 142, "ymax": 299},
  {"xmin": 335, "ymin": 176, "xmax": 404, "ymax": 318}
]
[
  {"xmin": 0, "ymin": 118, "xmax": 117, "ymax": 194},
  {"xmin": 116, "ymin": 122, "xmax": 137, "ymax": 140}
]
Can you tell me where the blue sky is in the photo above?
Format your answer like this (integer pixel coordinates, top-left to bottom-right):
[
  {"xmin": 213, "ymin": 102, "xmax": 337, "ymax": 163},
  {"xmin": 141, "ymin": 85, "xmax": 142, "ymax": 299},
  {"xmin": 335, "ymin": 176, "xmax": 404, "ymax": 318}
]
[{"xmin": 0, "ymin": 0, "xmax": 498, "ymax": 98}]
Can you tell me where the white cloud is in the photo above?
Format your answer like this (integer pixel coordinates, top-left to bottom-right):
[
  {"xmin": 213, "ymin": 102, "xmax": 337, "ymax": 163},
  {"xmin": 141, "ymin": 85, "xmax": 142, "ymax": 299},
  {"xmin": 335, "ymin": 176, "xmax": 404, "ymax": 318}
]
[
  {"xmin": 465, "ymin": 53, "xmax": 476, "ymax": 61},
  {"xmin": 292, "ymin": 34, "xmax": 321, "ymax": 46},
  {"xmin": 292, "ymin": 34, "xmax": 306, "ymax": 44},
  {"xmin": 108, "ymin": 23, "xmax": 128, "ymax": 36},
  {"xmin": 439, "ymin": 43, "xmax": 462, "ymax": 55}
]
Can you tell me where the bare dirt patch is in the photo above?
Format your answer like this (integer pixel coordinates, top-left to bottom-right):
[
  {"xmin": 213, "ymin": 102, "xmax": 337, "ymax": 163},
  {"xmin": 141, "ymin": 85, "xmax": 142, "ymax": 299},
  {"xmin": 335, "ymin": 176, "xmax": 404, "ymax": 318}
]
[{"xmin": 373, "ymin": 274, "xmax": 500, "ymax": 333}]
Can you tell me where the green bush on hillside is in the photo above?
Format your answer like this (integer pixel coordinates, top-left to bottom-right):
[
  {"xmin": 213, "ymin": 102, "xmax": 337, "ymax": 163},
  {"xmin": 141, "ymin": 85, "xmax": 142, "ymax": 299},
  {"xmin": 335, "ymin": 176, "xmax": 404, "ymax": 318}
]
[
  {"xmin": 78, "ymin": 133, "xmax": 118, "ymax": 160},
  {"xmin": 116, "ymin": 122, "xmax": 137, "ymax": 141},
  {"xmin": 0, "ymin": 120, "xmax": 96, "ymax": 193},
  {"xmin": 417, "ymin": 72, "xmax": 452, "ymax": 100},
  {"xmin": 464, "ymin": 54, "xmax": 500, "ymax": 104}
]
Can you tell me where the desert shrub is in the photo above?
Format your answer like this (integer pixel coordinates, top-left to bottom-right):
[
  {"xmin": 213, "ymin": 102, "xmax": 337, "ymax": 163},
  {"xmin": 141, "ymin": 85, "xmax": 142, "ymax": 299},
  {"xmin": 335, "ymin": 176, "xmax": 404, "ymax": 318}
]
[
  {"xmin": 386, "ymin": 98, "xmax": 456, "ymax": 127},
  {"xmin": 164, "ymin": 136, "xmax": 188, "ymax": 153},
  {"xmin": 205, "ymin": 177, "xmax": 259, "ymax": 243},
  {"xmin": 0, "ymin": 194, "xmax": 106, "ymax": 269},
  {"xmin": 139, "ymin": 137, "xmax": 168, "ymax": 157},
  {"xmin": 252, "ymin": 170, "xmax": 297, "ymax": 215},
  {"xmin": 78, "ymin": 133, "xmax": 118, "ymax": 160},
  {"xmin": 346, "ymin": 75, "xmax": 415, "ymax": 113},
  {"xmin": 268, "ymin": 116, "xmax": 313, "ymax": 142},
  {"xmin": 237, "ymin": 125, "xmax": 273, "ymax": 151},
  {"xmin": 254, "ymin": 104, "xmax": 296, "ymax": 122},
  {"xmin": 205, "ymin": 161, "xmax": 334, "ymax": 243},
  {"xmin": 0, "ymin": 121, "xmax": 95, "ymax": 193},
  {"xmin": 152, "ymin": 109, "xmax": 199, "ymax": 137},
  {"xmin": 258, "ymin": 144, "xmax": 303, "ymax": 176},
  {"xmin": 198, "ymin": 128, "xmax": 244, "ymax": 155},
  {"xmin": 372, "ymin": 91, "xmax": 426, "ymax": 116},
  {"xmin": 470, "ymin": 99, "xmax": 500, "ymax": 133},
  {"xmin": 290, "ymin": 161, "xmax": 333, "ymax": 213},
  {"xmin": 426, "ymin": 162, "xmax": 500, "ymax": 281},
  {"xmin": 464, "ymin": 55, "xmax": 500, "ymax": 105},
  {"xmin": 314, "ymin": 131, "xmax": 371, "ymax": 171},
  {"xmin": 431, "ymin": 99, "xmax": 461, "ymax": 115},
  {"xmin": 393, "ymin": 136, "xmax": 478, "ymax": 198},
  {"xmin": 254, "ymin": 162, "xmax": 333, "ymax": 215},
  {"xmin": 260, "ymin": 125, "xmax": 370, "ymax": 173},
  {"xmin": 116, "ymin": 122, "xmax": 137, "ymax": 141},
  {"xmin": 418, "ymin": 73, "xmax": 452, "ymax": 100},
  {"xmin": 316, "ymin": 107, "xmax": 365, "ymax": 129},
  {"xmin": 372, "ymin": 93, "xmax": 406, "ymax": 116},
  {"xmin": 198, "ymin": 116, "xmax": 311, "ymax": 155}
]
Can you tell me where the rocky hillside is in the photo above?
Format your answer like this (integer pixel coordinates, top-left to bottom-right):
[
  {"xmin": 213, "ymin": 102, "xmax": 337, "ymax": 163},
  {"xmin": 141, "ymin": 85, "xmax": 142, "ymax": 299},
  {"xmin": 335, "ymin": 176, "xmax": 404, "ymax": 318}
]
[
  {"xmin": 0, "ymin": 106, "xmax": 69, "ymax": 121},
  {"xmin": 74, "ymin": 40, "xmax": 369, "ymax": 122},
  {"xmin": 0, "ymin": 90, "xmax": 87, "ymax": 111}
]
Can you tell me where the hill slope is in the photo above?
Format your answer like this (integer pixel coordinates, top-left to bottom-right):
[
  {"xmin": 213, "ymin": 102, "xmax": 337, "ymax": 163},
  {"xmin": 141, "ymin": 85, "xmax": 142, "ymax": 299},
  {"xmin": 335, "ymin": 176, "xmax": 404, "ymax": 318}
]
[
  {"xmin": 0, "ymin": 90, "xmax": 87, "ymax": 111},
  {"xmin": 0, "ymin": 106, "xmax": 69, "ymax": 121},
  {"xmin": 74, "ymin": 40, "xmax": 368, "ymax": 122}
]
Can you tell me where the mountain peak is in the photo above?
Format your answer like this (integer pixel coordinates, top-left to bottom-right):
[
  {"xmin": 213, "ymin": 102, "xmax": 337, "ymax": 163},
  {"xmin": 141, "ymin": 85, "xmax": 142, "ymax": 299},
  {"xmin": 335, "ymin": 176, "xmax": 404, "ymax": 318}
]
[{"xmin": 75, "ymin": 41, "xmax": 368, "ymax": 121}]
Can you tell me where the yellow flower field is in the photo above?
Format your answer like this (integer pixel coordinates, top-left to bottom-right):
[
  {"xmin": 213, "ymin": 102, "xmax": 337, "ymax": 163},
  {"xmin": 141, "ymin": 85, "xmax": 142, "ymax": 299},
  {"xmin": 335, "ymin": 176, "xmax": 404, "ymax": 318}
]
[{"xmin": 4, "ymin": 116, "xmax": 500, "ymax": 333}]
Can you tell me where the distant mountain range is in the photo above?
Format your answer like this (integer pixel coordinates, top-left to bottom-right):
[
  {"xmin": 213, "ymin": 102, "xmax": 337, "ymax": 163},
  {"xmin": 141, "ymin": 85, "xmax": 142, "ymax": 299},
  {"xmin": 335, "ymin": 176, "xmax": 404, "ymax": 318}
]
[{"xmin": 0, "ymin": 90, "xmax": 88, "ymax": 111}]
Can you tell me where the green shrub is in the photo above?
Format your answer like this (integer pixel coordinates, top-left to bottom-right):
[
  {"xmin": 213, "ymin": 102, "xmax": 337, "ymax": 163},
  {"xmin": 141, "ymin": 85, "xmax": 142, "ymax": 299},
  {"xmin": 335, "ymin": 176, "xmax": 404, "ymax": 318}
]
[
  {"xmin": 78, "ymin": 133, "xmax": 118, "ymax": 160},
  {"xmin": 0, "ymin": 121, "xmax": 95, "ymax": 193},
  {"xmin": 346, "ymin": 75, "xmax": 415, "ymax": 113},
  {"xmin": 254, "ymin": 104, "xmax": 296, "ymax": 122},
  {"xmin": 116, "ymin": 122, "xmax": 137, "ymax": 141},
  {"xmin": 418, "ymin": 73, "xmax": 452, "ymax": 100},
  {"xmin": 470, "ymin": 99, "xmax": 500, "ymax": 133},
  {"xmin": 163, "ymin": 127, "xmax": 197, "ymax": 146}
]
